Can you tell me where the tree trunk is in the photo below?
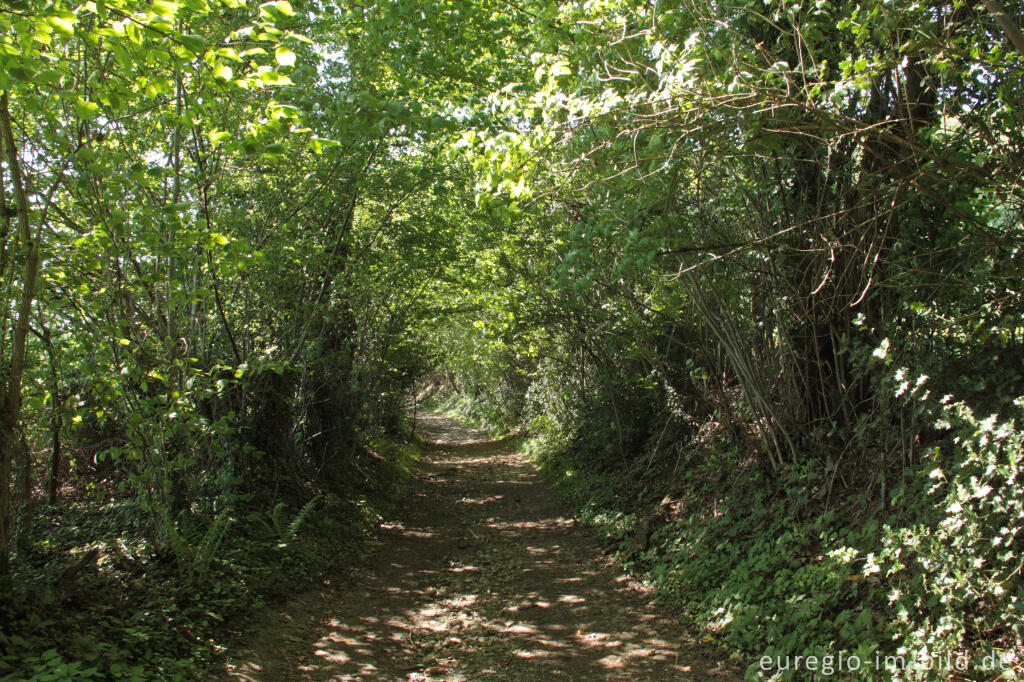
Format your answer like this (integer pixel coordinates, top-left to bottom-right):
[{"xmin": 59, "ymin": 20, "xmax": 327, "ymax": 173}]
[
  {"xmin": 37, "ymin": 327, "xmax": 63, "ymax": 505},
  {"xmin": 0, "ymin": 92, "xmax": 44, "ymax": 577},
  {"xmin": 982, "ymin": 0, "xmax": 1024, "ymax": 56}
]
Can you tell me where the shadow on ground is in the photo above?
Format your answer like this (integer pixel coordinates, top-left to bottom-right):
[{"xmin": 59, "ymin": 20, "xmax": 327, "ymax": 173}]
[{"xmin": 220, "ymin": 412, "xmax": 742, "ymax": 681}]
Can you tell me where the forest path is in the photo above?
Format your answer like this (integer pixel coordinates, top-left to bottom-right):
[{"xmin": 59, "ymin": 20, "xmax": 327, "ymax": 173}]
[{"xmin": 220, "ymin": 412, "xmax": 741, "ymax": 681}]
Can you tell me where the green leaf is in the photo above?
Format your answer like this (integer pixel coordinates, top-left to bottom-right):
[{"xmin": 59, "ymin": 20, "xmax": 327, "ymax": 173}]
[
  {"xmin": 216, "ymin": 47, "xmax": 242, "ymax": 62},
  {"xmin": 261, "ymin": 0, "xmax": 295, "ymax": 17},
  {"xmin": 309, "ymin": 137, "xmax": 339, "ymax": 154},
  {"xmin": 152, "ymin": 0, "xmax": 179, "ymax": 17},
  {"xmin": 275, "ymin": 47, "xmax": 296, "ymax": 67},
  {"xmin": 47, "ymin": 15, "xmax": 76, "ymax": 37},
  {"xmin": 180, "ymin": 34, "xmax": 206, "ymax": 54},
  {"xmin": 259, "ymin": 71, "xmax": 292, "ymax": 86},
  {"xmin": 550, "ymin": 60, "xmax": 571, "ymax": 77},
  {"xmin": 208, "ymin": 129, "xmax": 232, "ymax": 144},
  {"xmin": 74, "ymin": 97, "xmax": 100, "ymax": 120},
  {"xmin": 213, "ymin": 64, "xmax": 233, "ymax": 81}
]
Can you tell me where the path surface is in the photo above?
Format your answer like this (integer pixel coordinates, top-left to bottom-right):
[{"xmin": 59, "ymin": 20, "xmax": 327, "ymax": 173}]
[{"xmin": 220, "ymin": 412, "xmax": 741, "ymax": 681}]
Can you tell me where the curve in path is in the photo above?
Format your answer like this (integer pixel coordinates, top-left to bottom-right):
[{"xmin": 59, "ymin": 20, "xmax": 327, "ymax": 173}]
[{"xmin": 221, "ymin": 412, "xmax": 741, "ymax": 681}]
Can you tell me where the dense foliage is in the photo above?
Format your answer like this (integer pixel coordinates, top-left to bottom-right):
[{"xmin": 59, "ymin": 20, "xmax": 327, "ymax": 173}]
[
  {"xmin": 0, "ymin": 0, "xmax": 525, "ymax": 676},
  {"xmin": 436, "ymin": 0, "xmax": 1024, "ymax": 678},
  {"xmin": 1, "ymin": 0, "xmax": 1022, "ymax": 679}
]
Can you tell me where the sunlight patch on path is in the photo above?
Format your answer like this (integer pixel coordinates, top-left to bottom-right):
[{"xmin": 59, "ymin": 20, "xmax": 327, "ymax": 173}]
[{"xmin": 220, "ymin": 412, "xmax": 741, "ymax": 681}]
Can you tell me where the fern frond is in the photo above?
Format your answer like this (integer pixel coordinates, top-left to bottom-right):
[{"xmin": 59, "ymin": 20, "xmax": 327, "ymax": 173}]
[
  {"xmin": 190, "ymin": 508, "xmax": 234, "ymax": 581},
  {"xmin": 271, "ymin": 501, "xmax": 288, "ymax": 537},
  {"xmin": 285, "ymin": 495, "xmax": 320, "ymax": 543}
]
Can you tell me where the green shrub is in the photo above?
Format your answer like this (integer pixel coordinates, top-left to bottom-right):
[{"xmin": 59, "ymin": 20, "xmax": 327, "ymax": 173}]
[{"xmin": 532, "ymin": 388, "xmax": 1024, "ymax": 681}]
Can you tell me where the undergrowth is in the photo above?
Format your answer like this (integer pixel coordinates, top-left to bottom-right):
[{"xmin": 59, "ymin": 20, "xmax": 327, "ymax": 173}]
[
  {"xmin": 420, "ymin": 394, "xmax": 515, "ymax": 438},
  {"xmin": 0, "ymin": 435, "xmax": 422, "ymax": 681},
  {"xmin": 527, "ymin": 394, "xmax": 1024, "ymax": 681}
]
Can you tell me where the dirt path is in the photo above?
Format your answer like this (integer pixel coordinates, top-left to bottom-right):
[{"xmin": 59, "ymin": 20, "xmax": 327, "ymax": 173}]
[{"xmin": 220, "ymin": 412, "xmax": 742, "ymax": 681}]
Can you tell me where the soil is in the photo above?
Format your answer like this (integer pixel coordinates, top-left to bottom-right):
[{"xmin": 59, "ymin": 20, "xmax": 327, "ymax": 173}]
[{"xmin": 218, "ymin": 412, "xmax": 743, "ymax": 681}]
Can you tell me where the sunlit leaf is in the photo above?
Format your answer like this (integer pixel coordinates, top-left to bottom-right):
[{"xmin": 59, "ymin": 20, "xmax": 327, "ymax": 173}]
[{"xmin": 275, "ymin": 47, "xmax": 296, "ymax": 67}]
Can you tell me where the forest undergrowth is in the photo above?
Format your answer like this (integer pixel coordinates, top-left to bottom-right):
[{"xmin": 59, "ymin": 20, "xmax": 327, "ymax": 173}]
[{"xmin": 0, "ymin": 434, "xmax": 421, "ymax": 680}]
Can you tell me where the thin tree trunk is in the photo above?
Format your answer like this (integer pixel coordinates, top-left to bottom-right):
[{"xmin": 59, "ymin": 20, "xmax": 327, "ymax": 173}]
[
  {"xmin": 0, "ymin": 92, "xmax": 45, "ymax": 577},
  {"xmin": 982, "ymin": 0, "xmax": 1024, "ymax": 56},
  {"xmin": 33, "ymin": 327, "xmax": 63, "ymax": 504},
  {"xmin": 48, "ymin": 400, "xmax": 61, "ymax": 505}
]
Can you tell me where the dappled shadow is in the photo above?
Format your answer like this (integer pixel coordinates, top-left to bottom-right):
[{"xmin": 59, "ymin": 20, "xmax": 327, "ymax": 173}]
[
  {"xmin": 412, "ymin": 411, "xmax": 493, "ymax": 446},
  {"xmin": 221, "ymin": 412, "xmax": 741, "ymax": 681}
]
